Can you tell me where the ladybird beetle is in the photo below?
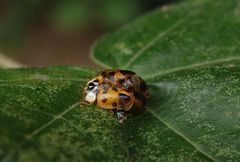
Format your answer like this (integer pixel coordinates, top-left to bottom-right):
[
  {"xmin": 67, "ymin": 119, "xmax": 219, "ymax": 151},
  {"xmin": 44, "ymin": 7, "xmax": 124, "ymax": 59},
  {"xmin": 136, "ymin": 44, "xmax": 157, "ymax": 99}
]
[{"xmin": 82, "ymin": 69, "xmax": 149, "ymax": 123}]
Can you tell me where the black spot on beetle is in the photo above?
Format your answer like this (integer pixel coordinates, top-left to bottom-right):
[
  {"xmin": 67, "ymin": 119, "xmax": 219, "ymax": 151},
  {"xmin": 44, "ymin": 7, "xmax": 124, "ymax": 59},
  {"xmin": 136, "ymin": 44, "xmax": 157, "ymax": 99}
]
[
  {"xmin": 119, "ymin": 93, "xmax": 131, "ymax": 101},
  {"xmin": 112, "ymin": 87, "xmax": 118, "ymax": 92},
  {"xmin": 119, "ymin": 70, "xmax": 135, "ymax": 76},
  {"xmin": 102, "ymin": 98, "xmax": 108, "ymax": 103},
  {"xmin": 112, "ymin": 102, "xmax": 117, "ymax": 107},
  {"xmin": 118, "ymin": 93, "xmax": 132, "ymax": 107},
  {"xmin": 118, "ymin": 79, "xmax": 125, "ymax": 86},
  {"xmin": 108, "ymin": 71, "xmax": 115, "ymax": 81},
  {"xmin": 119, "ymin": 79, "xmax": 124, "ymax": 83},
  {"xmin": 99, "ymin": 71, "xmax": 108, "ymax": 78}
]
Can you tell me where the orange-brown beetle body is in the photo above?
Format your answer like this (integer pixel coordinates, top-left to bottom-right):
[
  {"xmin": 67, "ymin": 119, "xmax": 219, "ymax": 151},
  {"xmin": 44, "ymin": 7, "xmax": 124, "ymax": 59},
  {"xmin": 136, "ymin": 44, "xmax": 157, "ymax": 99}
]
[{"xmin": 82, "ymin": 69, "xmax": 149, "ymax": 123}]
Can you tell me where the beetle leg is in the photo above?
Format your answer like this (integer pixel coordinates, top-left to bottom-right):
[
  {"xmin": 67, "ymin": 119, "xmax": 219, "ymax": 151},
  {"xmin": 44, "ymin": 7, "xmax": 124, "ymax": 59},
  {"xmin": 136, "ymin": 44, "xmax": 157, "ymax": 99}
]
[
  {"xmin": 116, "ymin": 110, "xmax": 127, "ymax": 124},
  {"xmin": 80, "ymin": 100, "xmax": 91, "ymax": 107}
]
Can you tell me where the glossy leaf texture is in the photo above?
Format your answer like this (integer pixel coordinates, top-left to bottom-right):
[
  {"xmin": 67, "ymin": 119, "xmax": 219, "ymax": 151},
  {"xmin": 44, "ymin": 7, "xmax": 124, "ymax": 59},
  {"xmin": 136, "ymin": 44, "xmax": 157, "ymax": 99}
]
[{"xmin": 91, "ymin": 0, "xmax": 240, "ymax": 161}]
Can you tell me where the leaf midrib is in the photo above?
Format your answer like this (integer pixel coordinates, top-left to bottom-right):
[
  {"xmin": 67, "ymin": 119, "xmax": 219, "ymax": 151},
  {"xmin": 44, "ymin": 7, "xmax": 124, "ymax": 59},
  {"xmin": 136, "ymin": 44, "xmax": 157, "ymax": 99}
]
[{"xmin": 147, "ymin": 108, "xmax": 217, "ymax": 162}]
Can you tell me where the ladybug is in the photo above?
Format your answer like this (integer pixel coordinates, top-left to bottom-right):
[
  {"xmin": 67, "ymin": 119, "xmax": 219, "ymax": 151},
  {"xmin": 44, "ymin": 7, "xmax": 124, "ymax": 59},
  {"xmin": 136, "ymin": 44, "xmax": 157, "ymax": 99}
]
[{"xmin": 81, "ymin": 69, "xmax": 149, "ymax": 123}]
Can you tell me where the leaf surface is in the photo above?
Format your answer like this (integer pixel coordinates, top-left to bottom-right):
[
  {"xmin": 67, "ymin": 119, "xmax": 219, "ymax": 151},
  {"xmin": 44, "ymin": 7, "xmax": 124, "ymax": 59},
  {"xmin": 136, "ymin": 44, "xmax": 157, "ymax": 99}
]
[
  {"xmin": 91, "ymin": 0, "xmax": 240, "ymax": 161},
  {"xmin": 0, "ymin": 67, "xmax": 136, "ymax": 161},
  {"xmin": 1, "ymin": 0, "xmax": 240, "ymax": 161},
  {"xmin": 92, "ymin": 0, "xmax": 240, "ymax": 79}
]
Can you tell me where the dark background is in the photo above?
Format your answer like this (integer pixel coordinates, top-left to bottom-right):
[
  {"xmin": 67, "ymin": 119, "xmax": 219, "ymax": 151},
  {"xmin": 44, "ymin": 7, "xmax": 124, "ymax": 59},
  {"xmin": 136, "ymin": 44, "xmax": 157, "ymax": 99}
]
[{"xmin": 0, "ymin": 0, "xmax": 176, "ymax": 68}]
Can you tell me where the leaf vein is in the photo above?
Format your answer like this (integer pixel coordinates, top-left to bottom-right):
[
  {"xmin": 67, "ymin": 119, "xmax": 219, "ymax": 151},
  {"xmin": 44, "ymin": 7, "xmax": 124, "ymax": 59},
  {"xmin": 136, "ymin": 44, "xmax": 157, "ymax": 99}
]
[
  {"xmin": 196, "ymin": 130, "xmax": 240, "ymax": 145},
  {"xmin": 16, "ymin": 102, "xmax": 80, "ymax": 150},
  {"xmin": 147, "ymin": 108, "xmax": 218, "ymax": 162},
  {"xmin": 123, "ymin": 15, "xmax": 189, "ymax": 69},
  {"xmin": 145, "ymin": 56, "xmax": 240, "ymax": 80},
  {"xmin": 26, "ymin": 102, "xmax": 80, "ymax": 139}
]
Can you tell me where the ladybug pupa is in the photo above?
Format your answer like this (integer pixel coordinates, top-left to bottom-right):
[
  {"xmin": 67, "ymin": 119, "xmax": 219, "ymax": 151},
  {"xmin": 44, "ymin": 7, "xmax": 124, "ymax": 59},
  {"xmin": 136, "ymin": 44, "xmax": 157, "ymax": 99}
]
[{"xmin": 82, "ymin": 69, "xmax": 149, "ymax": 123}]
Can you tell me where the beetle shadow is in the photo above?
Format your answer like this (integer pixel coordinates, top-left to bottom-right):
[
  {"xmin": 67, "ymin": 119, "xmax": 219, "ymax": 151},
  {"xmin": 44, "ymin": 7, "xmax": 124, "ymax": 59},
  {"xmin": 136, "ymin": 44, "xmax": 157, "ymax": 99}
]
[
  {"xmin": 127, "ymin": 82, "xmax": 178, "ymax": 118},
  {"xmin": 119, "ymin": 82, "xmax": 179, "ymax": 160}
]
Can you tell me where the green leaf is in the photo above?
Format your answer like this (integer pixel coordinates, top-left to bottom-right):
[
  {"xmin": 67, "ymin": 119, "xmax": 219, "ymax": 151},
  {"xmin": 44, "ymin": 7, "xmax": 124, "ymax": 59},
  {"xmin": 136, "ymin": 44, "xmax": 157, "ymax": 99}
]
[
  {"xmin": 1, "ymin": 65, "xmax": 240, "ymax": 161},
  {"xmin": 0, "ymin": 66, "xmax": 128, "ymax": 161},
  {"xmin": 92, "ymin": 0, "xmax": 240, "ymax": 78},
  {"xmin": 1, "ymin": 0, "xmax": 240, "ymax": 162},
  {"xmin": 91, "ymin": 0, "xmax": 240, "ymax": 161}
]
